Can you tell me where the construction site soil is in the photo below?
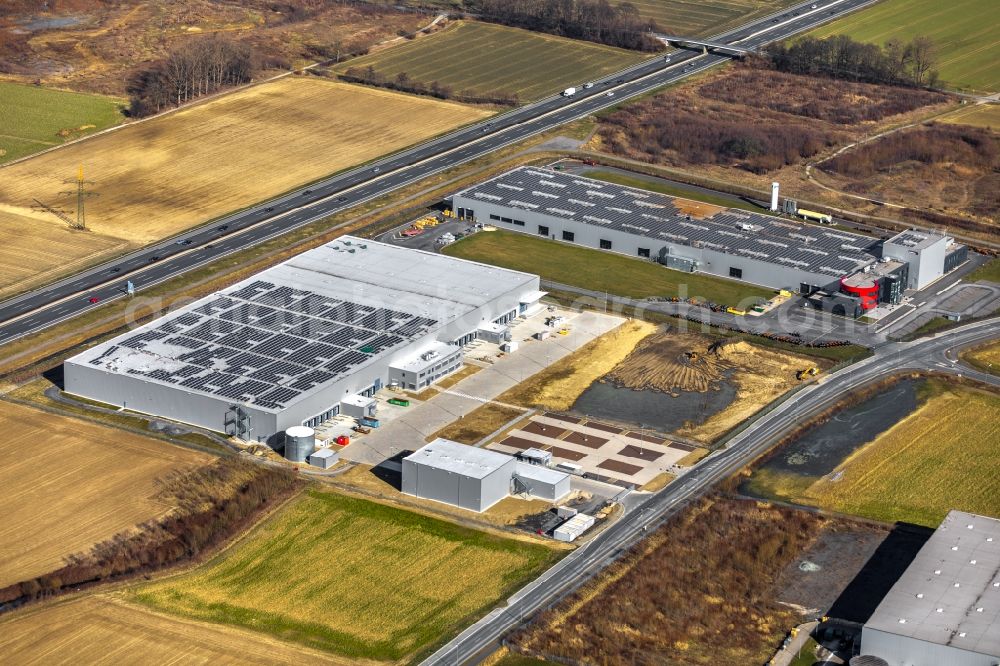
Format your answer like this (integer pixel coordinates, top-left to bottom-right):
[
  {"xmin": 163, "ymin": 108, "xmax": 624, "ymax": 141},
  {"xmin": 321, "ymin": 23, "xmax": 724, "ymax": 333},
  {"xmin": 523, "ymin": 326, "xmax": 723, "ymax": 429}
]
[{"xmin": 589, "ymin": 330, "xmax": 816, "ymax": 443}]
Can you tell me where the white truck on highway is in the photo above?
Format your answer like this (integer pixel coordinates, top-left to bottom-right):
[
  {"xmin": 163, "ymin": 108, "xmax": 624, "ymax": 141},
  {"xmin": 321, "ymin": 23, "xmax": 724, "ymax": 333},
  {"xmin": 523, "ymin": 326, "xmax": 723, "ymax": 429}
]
[{"xmin": 562, "ymin": 87, "xmax": 577, "ymax": 97}]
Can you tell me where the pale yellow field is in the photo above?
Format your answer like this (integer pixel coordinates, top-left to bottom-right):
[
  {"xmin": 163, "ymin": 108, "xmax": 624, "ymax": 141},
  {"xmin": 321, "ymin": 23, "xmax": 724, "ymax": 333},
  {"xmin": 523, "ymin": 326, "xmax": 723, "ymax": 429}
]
[
  {"xmin": 0, "ymin": 400, "xmax": 211, "ymax": 588},
  {"xmin": 0, "ymin": 595, "xmax": 345, "ymax": 665},
  {"xmin": 789, "ymin": 385, "xmax": 1000, "ymax": 526},
  {"xmin": 942, "ymin": 103, "xmax": 1000, "ymax": 129},
  {"xmin": 965, "ymin": 340, "xmax": 1000, "ymax": 374},
  {"xmin": 0, "ymin": 77, "xmax": 490, "ymax": 295},
  {"xmin": 0, "ymin": 206, "xmax": 129, "ymax": 298}
]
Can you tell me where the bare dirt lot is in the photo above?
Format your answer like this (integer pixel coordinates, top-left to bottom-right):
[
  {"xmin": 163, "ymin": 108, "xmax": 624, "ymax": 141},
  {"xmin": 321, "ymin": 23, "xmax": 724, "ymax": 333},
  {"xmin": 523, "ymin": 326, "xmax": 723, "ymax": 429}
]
[
  {"xmin": 0, "ymin": 595, "xmax": 345, "ymax": 665},
  {"xmin": 0, "ymin": 76, "xmax": 490, "ymax": 297},
  {"xmin": 601, "ymin": 330, "xmax": 821, "ymax": 443},
  {"xmin": 0, "ymin": 400, "xmax": 211, "ymax": 588}
]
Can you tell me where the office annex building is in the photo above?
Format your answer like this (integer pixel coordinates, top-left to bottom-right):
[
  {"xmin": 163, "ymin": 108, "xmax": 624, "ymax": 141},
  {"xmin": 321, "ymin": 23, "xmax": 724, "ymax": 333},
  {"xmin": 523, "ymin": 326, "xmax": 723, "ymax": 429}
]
[
  {"xmin": 451, "ymin": 167, "xmax": 966, "ymax": 313},
  {"xmin": 64, "ymin": 238, "xmax": 544, "ymax": 444}
]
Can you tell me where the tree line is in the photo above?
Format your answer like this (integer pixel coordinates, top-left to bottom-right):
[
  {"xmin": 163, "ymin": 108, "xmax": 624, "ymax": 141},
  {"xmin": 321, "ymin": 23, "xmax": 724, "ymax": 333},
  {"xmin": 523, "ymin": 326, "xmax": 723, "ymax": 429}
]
[
  {"xmin": 766, "ymin": 34, "xmax": 940, "ymax": 88},
  {"xmin": 0, "ymin": 459, "xmax": 298, "ymax": 608},
  {"xmin": 466, "ymin": 0, "xmax": 663, "ymax": 51},
  {"xmin": 127, "ymin": 36, "xmax": 256, "ymax": 117},
  {"xmin": 340, "ymin": 65, "xmax": 520, "ymax": 105}
]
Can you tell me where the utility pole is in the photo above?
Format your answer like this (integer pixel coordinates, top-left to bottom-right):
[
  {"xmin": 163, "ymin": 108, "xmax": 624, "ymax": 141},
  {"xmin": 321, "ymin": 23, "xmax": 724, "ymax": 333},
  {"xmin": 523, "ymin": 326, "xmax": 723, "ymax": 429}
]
[{"xmin": 59, "ymin": 164, "xmax": 96, "ymax": 230}]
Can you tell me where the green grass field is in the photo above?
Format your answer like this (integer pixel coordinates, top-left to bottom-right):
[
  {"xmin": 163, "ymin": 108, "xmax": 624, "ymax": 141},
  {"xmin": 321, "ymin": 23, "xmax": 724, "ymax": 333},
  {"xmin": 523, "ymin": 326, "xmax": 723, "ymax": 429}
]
[
  {"xmin": 967, "ymin": 257, "xmax": 1000, "ymax": 283},
  {"xmin": 0, "ymin": 82, "xmax": 124, "ymax": 164},
  {"xmin": 807, "ymin": 0, "xmax": 1000, "ymax": 93},
  {"xmin": 133, "ymin": 490, "xmax": 557, "ymax": 661},
  {"xmin": 623, "ymin": 0, "xmax": 799, "ymax": 36},
  {"xmin": 942, "ymin": 102, "xmax": 1000, "ymax": 129},
  {"xmin": 746, "ymin": 380, "xmax": 1000, "ymax": 527},
  {"xmin": 336, "ymin": 21, "xmax": 646, "ymax": 102},
  {"xmin": 444, "ymin": 229, "xmax": 772, "ymax": 306}
]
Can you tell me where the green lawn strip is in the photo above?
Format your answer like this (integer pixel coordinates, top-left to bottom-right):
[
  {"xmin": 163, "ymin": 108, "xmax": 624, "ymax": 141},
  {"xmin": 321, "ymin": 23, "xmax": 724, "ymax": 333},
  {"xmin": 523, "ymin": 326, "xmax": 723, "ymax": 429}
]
[
  {"xmin": 912, "ymin": 316, "xmax": 954, "ymax": 337},
  {"xmin": 586, "ymin": 169, "xmax": 765, "ymax": 213},
  {"xmin": 445, "ymin": 230, "xmax": 772, "ymax": 307},
  {"xmin": 805, "ymin": 0, "xmax": 1000, "ymax": 93},
  {"xmin": 788, "ymin": 637, "xmax": 822, "ymax": 666},
  {"xmin": 0, "ymin": 81, "xmax": 124, "ymax": 163},
  {"xmin": 967, "ymin": 257, "xmax": 1000, "ymax": 284},
  {"xmin": 336, "ymin": 22, "xmax": 646, "ymax": 102},
  {"xmin": 132, "ymin": 490, "xmax": 558, "ymax": 661}
]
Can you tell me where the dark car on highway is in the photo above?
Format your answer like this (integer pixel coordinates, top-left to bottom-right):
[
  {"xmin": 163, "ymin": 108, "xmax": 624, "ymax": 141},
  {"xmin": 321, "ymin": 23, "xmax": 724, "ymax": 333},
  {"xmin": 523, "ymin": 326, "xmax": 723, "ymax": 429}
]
[{"xmin": 217, "ymin": 225, "xmax": 228, "ymax": 231}]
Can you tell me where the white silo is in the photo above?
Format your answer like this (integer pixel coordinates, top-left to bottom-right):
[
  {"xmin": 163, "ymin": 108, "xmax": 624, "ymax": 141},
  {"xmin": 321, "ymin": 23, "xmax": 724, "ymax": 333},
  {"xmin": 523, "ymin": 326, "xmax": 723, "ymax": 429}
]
[
  {"xmin": 284, "ymin": 426, "xmax": 316, "ymax": 462},
  {"xmin": 771, "ymin": 182, "xmax": 780, "ymax": 211}
]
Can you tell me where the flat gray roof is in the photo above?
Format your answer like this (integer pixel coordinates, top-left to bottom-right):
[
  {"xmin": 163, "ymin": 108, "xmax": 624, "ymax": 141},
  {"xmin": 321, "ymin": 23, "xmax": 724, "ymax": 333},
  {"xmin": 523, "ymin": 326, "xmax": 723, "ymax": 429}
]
[
  {"xmin": 885, "ymin": 230, "xmax": 948, "ymax": 251},
  {"xmin": 456, "ymin": 167, "xmax": 880, "ymax": 277},
  {"xmin": 514, "ymin": 461, "xmax": 569, "ymax": 484},
  {"xmin": 406, "ymin": 438, "xmax": 513, "ymax": 479},
  {"xmin": 865, "ymin": 510, "xmax": 1000, "ymax": 657},
  {"xmin": 67, "ymin": 238, "xmax": 536, "ymax": 413}
]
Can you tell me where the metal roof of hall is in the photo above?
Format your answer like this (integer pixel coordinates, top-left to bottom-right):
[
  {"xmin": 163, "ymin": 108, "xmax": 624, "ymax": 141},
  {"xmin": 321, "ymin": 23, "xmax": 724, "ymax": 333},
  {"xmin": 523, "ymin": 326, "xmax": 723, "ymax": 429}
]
[
  {"xmin": 67, "ymin": 238, "xmax": 536, "ymax": 413},
  {"xmin": 406, "ymin": 438, "xmax": 513, "ymax": 479},
  {"xmin": 456, "ymin": 167, "xmax": 880, "ymax": 277},
  {"xmin": 864, "ymin": 510, "xmax": 1000, "ymax": 657}
]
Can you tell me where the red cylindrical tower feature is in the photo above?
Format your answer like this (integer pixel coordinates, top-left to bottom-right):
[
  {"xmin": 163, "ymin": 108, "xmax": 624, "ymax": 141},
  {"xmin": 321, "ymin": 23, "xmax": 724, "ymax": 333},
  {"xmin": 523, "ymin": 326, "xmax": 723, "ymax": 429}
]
[{"xmin": 840, "ymin": 273, "xmax": 880, "ymax": 310}]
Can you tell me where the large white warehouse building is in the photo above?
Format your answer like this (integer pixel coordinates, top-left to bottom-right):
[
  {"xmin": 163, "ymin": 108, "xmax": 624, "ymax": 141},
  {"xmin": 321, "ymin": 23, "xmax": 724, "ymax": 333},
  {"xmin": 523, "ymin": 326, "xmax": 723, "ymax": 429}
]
[
  {"xmin": 64, "ymin": 237, "xmax": 544, "ymax": 445},
  {"xmin": 451, "ymin": 167, "xmax": 966, "ymax": 301},
  {"xmin": 860, "ymin": 510, "xmax": 1000, "ymax": 666}
]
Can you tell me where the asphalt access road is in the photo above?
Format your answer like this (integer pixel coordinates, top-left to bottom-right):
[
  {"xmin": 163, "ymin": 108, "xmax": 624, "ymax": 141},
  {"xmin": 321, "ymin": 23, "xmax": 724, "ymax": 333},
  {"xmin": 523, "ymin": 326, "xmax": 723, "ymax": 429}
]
[
  {"xmin": 421, "ymin": 317, "xmax": 1000, "ymax": 665},
  {"xmin": 0, "ymin": 0, "xmax": 879, "ymax": 346}
]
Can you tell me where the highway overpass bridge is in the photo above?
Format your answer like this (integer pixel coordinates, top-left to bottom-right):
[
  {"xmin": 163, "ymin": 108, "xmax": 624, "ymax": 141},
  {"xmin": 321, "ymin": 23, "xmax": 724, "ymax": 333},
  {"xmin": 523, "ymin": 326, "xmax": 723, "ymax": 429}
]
[{"xmin": 654, "ymin": 34, "xmax": 755, "ymax": 56}]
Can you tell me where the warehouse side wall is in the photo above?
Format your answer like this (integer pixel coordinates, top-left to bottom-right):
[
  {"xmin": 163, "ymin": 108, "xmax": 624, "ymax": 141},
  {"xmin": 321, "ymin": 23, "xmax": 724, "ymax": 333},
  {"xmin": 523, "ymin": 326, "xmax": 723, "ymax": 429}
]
[
  {"xmin": 63, "ymin": 359, "xmax": 278, "ymax": 436},
  {"xmin": 451, "ymin": 196, "xmax": 842, "ymax": 293}
]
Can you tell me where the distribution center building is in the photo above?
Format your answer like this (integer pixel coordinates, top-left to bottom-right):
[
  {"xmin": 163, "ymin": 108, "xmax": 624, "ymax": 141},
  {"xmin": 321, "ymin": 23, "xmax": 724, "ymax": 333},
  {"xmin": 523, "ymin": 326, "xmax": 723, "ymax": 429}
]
[
  {"xmin": 402, "ymin": 438, "xmax": 570, "ymax": 512},
  {"xmin": 451, "ymin": 167, "xmax": 965, "ymax": 309},
  {"xmin": 860, "ymin": 510, "xmax": 1000, "ymax": 666},
  {"xmin": 63, "ymin": 237, "xmax": 543, "ymax": 445}
]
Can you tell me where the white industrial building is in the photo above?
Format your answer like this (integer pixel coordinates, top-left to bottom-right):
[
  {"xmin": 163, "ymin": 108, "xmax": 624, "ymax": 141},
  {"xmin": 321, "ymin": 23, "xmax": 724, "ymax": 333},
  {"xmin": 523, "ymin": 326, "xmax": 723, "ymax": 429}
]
[
  {"xmin": 451, "ymin": 167, "xmax": 966, "ymax": 300},
  {"xmin": 860, "ymin": 510, "xmax": 1000, "ymax": 666},
  {"xmin": 882, "ymin": 230, "xmax": 965, "ymax": 291},
  {"xmin": 63, "ymin": 237, "xmax": 544, "ymax": 445},
  {"xmin": 402, "ymin": 438, "xmax": 570, "ymax": 512}
]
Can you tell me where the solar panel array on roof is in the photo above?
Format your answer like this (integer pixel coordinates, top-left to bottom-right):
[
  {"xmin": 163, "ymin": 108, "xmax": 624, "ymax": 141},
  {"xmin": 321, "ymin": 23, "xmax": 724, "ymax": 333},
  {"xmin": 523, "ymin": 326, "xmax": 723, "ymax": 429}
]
[
  {"xmin": 87, "ymin": 280, "xmax": 437, "ymax": 410},
  {"xmin": 459, "ymin": 167, "xmax": 880, "ymax": 277}
]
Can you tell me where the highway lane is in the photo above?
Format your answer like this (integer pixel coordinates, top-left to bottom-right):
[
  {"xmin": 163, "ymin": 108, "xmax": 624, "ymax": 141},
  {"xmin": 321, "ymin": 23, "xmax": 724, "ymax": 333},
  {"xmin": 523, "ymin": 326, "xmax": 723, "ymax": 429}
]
[
  {"xmin": 0, "ymin": 0, "xmax": 876, "ymax": 345},
  {"xmin": 421, "ymin": 317, "xmax": 1000, "ymax": 665}
]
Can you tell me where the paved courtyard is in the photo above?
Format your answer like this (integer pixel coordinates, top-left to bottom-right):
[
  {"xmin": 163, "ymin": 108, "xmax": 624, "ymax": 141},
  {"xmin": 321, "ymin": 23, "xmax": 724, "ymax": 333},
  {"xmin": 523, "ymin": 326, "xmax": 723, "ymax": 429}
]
[
  {"xmin": 489, "ymin": 412, "xmax": 693, "ymax": 486},
  {"xmin": 339, "ymin": 307, "xmax": 624, "ymax": 465}
]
